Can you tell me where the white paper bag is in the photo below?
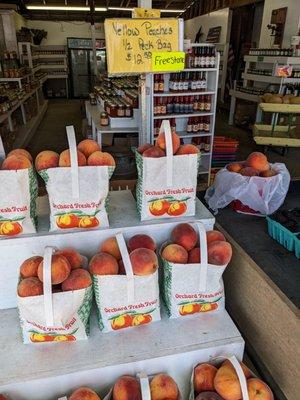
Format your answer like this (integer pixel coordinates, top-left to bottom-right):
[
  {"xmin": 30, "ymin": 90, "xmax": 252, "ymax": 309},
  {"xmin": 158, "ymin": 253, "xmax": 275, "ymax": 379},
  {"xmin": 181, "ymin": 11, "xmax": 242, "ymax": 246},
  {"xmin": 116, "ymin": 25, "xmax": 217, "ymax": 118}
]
[
  {"xmin": 104, "ymin": 372, "xmax": 182, "ymax": 400},
  {"xmin": 17, "ymin": 247, "xmax": 93, "ymax": 344},
  {"xmin": 136, "ymin": 120, "xmax": 200, "ymax": 221},
  {"xmin": 189, "ymin": 355, "xmax": 251, "ymax": 400},
  {"xmin": 39, "ymin": 126, "xmax": 114, "ymax": 231},
  {"xmin": 205, "ymin": 163, "xmax": 290, "ymax": 215},
  {"xmin": 93, "ymin": 233, "xmax": 161, "ymax": 333},
  {"xmin": 0, "ymin": 138, "xmax": 38, "ymax": 237},
  {"xmin": 161, "ymin": 222, "xmax": 226, "ymax": 319}
]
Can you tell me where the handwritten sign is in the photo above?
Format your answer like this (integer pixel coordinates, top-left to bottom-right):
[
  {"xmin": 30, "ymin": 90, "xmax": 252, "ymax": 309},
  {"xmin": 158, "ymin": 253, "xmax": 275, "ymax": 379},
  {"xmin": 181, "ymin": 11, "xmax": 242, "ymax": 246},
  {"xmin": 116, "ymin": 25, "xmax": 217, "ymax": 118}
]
[
  {"xmin": 152, "ymin": 51, "xmax": 185, "ymax": 72},
  {"xmin": 132, "ymin": 8, "xmax": 161, "ymax": 18},
  {"xmin": 105, "ymin": 18, "xmax": 180, "ymax": 74}
]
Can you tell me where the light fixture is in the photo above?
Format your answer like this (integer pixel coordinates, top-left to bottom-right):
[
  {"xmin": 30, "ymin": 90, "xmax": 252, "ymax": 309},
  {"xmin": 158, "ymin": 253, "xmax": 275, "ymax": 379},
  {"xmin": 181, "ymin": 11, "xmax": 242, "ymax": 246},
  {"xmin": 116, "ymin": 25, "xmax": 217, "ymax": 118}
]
[
  {"xmin": 27, "ymin": 5, "xmax": 107, "ymax": 11},
  {"xmin": 107, "ymin": 7, "xmax": 134, "ymax": 11},
  {"xmin": 107, "ymin": 7, "xmax": 184, "ymax": 13},
  {"xmin": 27, "ymin": 5, "xmax": 184, "ymax": 13},
  {"xmin": 160, "ymin": 9, "xmax": 185, "ymax": 13}
]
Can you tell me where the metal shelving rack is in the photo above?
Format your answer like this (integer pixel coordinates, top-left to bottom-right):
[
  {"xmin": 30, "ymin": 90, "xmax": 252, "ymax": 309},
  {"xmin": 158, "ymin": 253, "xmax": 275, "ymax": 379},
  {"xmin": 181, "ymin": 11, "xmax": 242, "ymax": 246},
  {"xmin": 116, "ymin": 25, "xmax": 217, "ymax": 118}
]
[{"xmin": 149, "ymin": 43, "xmax": 220, "ymax": 189}]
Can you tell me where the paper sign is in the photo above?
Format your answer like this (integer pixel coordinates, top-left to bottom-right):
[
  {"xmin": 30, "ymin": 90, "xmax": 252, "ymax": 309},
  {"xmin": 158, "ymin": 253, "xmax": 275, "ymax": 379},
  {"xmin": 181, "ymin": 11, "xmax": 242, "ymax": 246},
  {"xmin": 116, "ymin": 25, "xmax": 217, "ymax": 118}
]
[
  {"xmin": 132, "ymin": 8, "xmax": 161, "ymax": 18},
  {"xmin": 105, "ymin": 18, "xmax": 180, "ymax": 74},
  {"xmin": 152, "ymin": 51, "xmax": 185, "ymax": 72},
  {"xmin": 275, "ymin": 64, "xmax": 293, "ymax": 77}
]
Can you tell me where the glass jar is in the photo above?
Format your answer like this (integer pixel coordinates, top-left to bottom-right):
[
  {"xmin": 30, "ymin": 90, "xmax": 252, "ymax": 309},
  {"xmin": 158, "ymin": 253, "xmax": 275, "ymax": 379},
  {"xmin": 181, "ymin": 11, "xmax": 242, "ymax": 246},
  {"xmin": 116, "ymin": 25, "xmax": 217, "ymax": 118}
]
[{"xmin": 100, "ymin": 112, "xmax": 109, "ymax": 126}]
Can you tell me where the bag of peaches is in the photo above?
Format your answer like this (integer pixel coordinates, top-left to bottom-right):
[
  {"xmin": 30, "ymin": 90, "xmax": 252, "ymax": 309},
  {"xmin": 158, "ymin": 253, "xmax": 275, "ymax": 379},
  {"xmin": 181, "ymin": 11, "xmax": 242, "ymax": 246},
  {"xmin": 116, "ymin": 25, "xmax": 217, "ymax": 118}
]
[
  {"xmin": 0, "ymin": 137, "xmax": 38, "ymax": 237},
  {"xmin": 190, "ymin": 355, "xmax": 274, "ymax": 400},
  {"xmin": 103, "ymin": 372, "xmax": 182, "ymax": 400},
  {"xmin": 135, "ymin": 120, "xmax": 200, "ymax": 221},
  {"xmin": 35, "ymin": 126, "xmax": 115, "ymax": 232},
  {"xmin": 17, "ymin": 247, "xmax": 93, "ymax": 343},
  {"xmin": 91, "ymin": 233, "xmax": 161, "ymax": 333},
  {"xmin": 160, "ymin": 222, "xmax": 232, "ymax": 318},
  {"xmin": 205, "ymin": 152, "xmax": 290, "ymax": 215}
]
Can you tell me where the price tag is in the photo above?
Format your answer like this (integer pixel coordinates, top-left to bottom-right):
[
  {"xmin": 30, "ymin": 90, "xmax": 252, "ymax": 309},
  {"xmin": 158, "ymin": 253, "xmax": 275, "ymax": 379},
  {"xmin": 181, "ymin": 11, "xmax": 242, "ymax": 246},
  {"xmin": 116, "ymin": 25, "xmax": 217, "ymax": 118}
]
[
  {"xmin": 132, "ymin": 8, "xmax": 161, "ymax": 18},
  {"xmin": 105, "ymin": 18, "xmax": 180, "ymax": 74},
  {"xmin": 257, "ymin": 55, "xmax": 264, "ymax": 61},
  {"xmin": 152, "ymin": 51, "xmax": 185, "ymax": 72}
]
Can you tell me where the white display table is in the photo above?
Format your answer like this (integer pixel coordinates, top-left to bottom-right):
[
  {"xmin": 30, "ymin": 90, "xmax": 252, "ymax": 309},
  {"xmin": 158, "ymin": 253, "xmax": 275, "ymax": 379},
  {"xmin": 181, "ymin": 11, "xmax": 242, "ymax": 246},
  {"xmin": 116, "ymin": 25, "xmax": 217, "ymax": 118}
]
[
  {"xmin": 0, "ymin": 309, "xmax": 243, "ymax": 399},
  {"xmin": 0, "ymin": 190, "xmax": 244, "ymax": 400}
]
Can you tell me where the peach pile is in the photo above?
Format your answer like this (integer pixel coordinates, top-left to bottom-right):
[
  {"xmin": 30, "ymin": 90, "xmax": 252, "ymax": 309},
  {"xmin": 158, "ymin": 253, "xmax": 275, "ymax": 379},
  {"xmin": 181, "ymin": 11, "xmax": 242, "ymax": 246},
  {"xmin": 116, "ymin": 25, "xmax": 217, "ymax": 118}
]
[
  {"xmin": 161, "ymin": 223, "xmax": 232, "ymax": 266},
  {"xmin": 226, "ymin": 152, "xmax": 277, "ymax": 178},
  {"xmin": 69, "ymin": 387, "xmax": 101, "ymax": 400},
  {"xmin": 0, "ymin": 148, "xmax": 33, "ymax": 170},
  {"xmin": 17, "ymin": 247, "xmax": 91, "ymax": 297},
  {"xmin": 89, "ymin": 233, "xmax": 158, "ymax": 277},
  {"xmin": 112, "ymin": 373, "xmax": 179, "ymax": 400},
  {"xmin": 35, "ymin": 139, "xmax": 115, "ymax": 171},
  {"xmin": 194, "ymin": 360, "xmax": 274, "ymax": 400},
  {"xmin": 137, "ymin": 131, "xmax": 200, "ymax": 157}
]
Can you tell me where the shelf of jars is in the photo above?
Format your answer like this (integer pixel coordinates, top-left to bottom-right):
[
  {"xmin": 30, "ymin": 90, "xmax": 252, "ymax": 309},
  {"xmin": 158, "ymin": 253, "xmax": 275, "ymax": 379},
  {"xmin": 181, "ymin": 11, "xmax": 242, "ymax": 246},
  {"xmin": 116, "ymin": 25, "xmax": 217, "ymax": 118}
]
[
  {"xmin": 150, "ymin": 43, "xmax": 219, "ymax": 189},
  {"xmin": 228, "ymin": 48, "xmax": 300, "ymax": 125},
  {"xmin": 18, "ymin": 42, "xmax": 69, "ymax": 97}
]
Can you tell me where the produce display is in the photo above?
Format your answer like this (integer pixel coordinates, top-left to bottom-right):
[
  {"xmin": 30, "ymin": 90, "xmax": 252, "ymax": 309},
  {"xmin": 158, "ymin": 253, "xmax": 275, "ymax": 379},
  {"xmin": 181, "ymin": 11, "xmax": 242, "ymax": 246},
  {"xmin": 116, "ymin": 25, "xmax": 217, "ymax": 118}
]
[
  {"xmin": 136, "ymin": 121, "xmax": 200, "ymax": 220},
  {"xmin": 192, "ymin": 359, "xmax": 274, "ymax": 400},
  {"xmin": 261, "ymin": 93, "xmax": 300, "ymax": 104},
  {"xmin": 91, "ymin": 233, "xmax": 161, "ymax": 332},
  {"xmin": 226, "ymin": 152, "xmax": 276, "ymax": 177},
  {"xmin": 206, "ymin": 152, "xmax": 290, "ymax": 215},
  {"xmin": 160, "ymin": 222, "xmax": 232, "ymax": 318},
  {"xmin": 36, "ymin": 135, "xmax": 115, "ymax": 231},
  {"xmin": 17, "ymin": 247, "xmax": 93, "ymax": 343},
  {"xmin": 0, "ymin": 146, "xmax": 38, "ymax": 236}
]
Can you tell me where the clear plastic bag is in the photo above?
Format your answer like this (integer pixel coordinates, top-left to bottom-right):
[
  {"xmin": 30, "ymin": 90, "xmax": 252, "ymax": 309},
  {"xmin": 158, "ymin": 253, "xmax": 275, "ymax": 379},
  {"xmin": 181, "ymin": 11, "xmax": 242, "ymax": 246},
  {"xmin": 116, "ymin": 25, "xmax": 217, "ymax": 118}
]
[{"xmin": 205, "ymin": 163, "xmax": 290, "ymax": 215}]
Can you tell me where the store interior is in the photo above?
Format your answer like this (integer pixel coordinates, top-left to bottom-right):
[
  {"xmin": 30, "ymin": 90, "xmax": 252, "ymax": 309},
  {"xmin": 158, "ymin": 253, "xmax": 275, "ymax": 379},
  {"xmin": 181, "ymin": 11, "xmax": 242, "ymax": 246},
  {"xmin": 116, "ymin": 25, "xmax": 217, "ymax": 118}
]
[{"xmin": 0, "ymin": 1, "xmax": 299, "ymax": 400}]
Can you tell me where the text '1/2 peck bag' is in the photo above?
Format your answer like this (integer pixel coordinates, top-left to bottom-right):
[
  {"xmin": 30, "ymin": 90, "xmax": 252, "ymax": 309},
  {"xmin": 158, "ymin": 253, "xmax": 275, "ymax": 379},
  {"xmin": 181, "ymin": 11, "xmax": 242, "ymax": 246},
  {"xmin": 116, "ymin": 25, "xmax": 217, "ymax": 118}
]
[
  {"xmin": 0, "ymin": 138, "xmax": 37, "ymax": 237},
  {"xmin": 93, "ymin": 233, "xmax": 161, "ymax": 333},
  {"xmin": 17, "ymin": 247, "xmax": 93, "ymax": 344},
  {"xmin": 136, "ymin": 120, "xmax": 200, "ymax": 221},
  {"xmin": 161, "ymin": 222, "xmax": 227, "ymax": 319},
  {"xmin": 39, "ymin": 126, "xmax": 114, "ymax": 232}
]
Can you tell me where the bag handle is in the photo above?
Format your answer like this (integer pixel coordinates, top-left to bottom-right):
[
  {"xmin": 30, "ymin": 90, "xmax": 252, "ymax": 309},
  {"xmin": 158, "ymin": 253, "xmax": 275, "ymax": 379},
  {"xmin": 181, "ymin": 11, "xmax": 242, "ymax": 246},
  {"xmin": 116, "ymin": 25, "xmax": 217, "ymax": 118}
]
[
  {"xmin": 0, "ymin": 134, "xmax": 6, "ymax": 162},
  {"xmin": 66, "ymin": 125, "xmax": 80, "ymax": 199},
  {"xmin": 195, "ymin": 221, "xmax": 208, "ymax": 292},
  {"xmin": 160, "ymin": 120, "xmax": 173, "ymax": 187},
  {"xmin": 43, "ymin": 246, "xmax": 55, "ymax": 327},
  {"xmin": 210, "ymin": 355, "xmax": 249, "ymax": 400},
  {"xmin": 138, "ymin": 372, "xmax": 151, "ymax": 400},
  {"xmin": 116, "ymin": 233, "xmax": 135, "ymax": 304}
]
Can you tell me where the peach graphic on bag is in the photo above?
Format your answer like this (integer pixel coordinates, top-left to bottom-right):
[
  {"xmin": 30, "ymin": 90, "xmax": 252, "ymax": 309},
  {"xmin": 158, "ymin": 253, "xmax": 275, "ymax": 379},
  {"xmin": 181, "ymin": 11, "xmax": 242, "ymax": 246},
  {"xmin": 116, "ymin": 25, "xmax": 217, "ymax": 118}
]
[
  {"xmin": 110, "ymin": 310, "xmax": 154, "ymax": 330},
  {"xmin": 55, "ymin": 211, "xmax": 100, "ymax": 229},
  {"xmin": 148, "ymin": 197, "xmax": 190, "ymax": 217},
  {"xmin": 179, "ymin": 300, "xmax": 219, "ymax": 316},
  {"xmin": 29, "ymin": 329, "xmax": 78, "ymax": 342},
  {"xmin": 0, "ymin": 219, "xmax": 23, "ymax": 236}
]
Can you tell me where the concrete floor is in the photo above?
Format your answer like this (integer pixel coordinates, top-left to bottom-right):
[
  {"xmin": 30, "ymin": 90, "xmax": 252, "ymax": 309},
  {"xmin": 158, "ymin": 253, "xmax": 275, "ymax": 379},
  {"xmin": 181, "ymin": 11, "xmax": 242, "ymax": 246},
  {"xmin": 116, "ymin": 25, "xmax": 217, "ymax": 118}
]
[{"xmin": 26, "ymin": 99, "xmax": 85, "ymax": 158}]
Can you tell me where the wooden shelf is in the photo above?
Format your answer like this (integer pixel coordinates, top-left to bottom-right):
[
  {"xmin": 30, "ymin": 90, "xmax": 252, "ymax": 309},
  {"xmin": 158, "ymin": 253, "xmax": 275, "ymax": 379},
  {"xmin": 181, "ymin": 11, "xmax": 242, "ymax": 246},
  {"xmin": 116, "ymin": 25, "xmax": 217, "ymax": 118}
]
[
  {"xmin": 0, "ymin": 74, "xmax": 31, "ymax": 83},
  {"xmin": 154, "ymin": 112, "xmax": 213, "ymax": 119},
  {"xmin": 229, "ymin": 89, "xmax": 261, "ymax": 103},
  {"xmin": 243, "ymin": 72, "xmax": 300, "ymax": 84},
  {"xmin": 153, "ymin": 90, "xmax": 215, "ymax": 97},
  {"xmin": 0, "ymin": 87, "xmax": 41, "ymax": 124},
  {"xmin": 244, "ymin": 55, "xmax": 300, "ymax": 64},
  {"xmin": 13, "ymin": 101, "xmax": 48, "ymax": 148},
  {"xmin": 177, "ymin": 131, "xmax": 213, "ymax": 139}
]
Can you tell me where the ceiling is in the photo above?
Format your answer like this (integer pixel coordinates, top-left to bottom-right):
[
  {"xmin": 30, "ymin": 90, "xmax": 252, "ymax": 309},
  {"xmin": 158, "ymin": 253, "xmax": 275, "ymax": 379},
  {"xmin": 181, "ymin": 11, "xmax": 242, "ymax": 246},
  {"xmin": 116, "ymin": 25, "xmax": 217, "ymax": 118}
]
[{"xmin": 10, "ymin": 0, "xmax": 191, "ymax": 21}]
